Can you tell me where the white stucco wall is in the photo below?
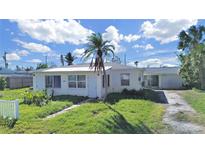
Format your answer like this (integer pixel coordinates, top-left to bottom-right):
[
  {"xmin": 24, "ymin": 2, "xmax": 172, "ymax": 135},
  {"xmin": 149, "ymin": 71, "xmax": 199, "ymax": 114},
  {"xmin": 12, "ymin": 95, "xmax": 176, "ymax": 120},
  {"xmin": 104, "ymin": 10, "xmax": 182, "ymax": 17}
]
[
  {"xmin": 33, "ymin": 68, "xmax": 143, "ymax": 98},
  {"xmin": 33, "ymin": 72, "xmax": 99, "ymax": 98},
  {"xmin": 159, "ymin": 74, "xmax": 183, "ymax": 89},
  {"xmin": 100, "ymin": 69, "xmax": 143, "ymax": 96},
  {"xmin": 33, "ymin": 73, "xmax": 45, "ymax": 90}
]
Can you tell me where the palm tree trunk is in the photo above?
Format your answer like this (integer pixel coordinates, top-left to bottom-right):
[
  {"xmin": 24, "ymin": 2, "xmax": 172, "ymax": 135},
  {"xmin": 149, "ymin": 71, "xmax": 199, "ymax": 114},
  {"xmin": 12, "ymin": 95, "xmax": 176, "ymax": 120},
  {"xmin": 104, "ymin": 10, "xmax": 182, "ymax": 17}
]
[
  {"xmin": 102, "ymin": 62, "xmax": 108, "ymax": 101},
  {"xmin": 200, "ymin": 55, "xmax": 205, "ymax": 89}
]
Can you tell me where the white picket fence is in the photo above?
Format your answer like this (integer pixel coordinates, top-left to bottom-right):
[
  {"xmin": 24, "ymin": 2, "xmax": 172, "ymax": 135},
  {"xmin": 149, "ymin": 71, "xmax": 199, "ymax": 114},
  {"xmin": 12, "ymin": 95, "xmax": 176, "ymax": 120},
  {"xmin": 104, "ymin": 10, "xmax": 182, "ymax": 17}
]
[{"xmin": 0, "ymin": 100, "xmax": 19, "ymax": 119}]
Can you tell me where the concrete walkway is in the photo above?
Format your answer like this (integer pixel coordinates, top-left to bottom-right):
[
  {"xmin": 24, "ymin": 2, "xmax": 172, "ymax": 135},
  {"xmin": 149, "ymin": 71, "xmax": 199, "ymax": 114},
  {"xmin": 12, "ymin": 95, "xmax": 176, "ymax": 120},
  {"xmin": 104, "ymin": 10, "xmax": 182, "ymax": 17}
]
[
  {"xmin": 44, "ymin": 98, "xmax": 93, "ymax": 119},
  {"xmin": 45, "ymin": 104, "xmax": 81, "ymax": 119},
  {"xmin": 162, "ymin": 90, "xmax": 205, "ymax": 134}
]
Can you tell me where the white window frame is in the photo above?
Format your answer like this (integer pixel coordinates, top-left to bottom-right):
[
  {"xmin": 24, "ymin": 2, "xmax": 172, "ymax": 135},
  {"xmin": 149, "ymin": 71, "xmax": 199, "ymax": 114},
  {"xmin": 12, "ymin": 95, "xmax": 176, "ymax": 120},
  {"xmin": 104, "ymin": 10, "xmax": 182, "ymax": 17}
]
[
  {"xmin": 68, "ymin": 75, "xmax": 77, "ymax": 88},
  {"xmin": 45, "ymin": 75, "xmax": 61, "ymax": 88},
  {"xmin": 121, "ymin": 73, "xmax": 130, "ymax": 86},
  {"xmin": 68, "ymin": 75, "xmax": 86, "ymax": 88},
  {"xmin": 77, "ymin": 75, "xmax": 86, "ymax": 88},
  {"xmin": 102, "ymin": 74, "xmax": 110, "ymax": 88}
]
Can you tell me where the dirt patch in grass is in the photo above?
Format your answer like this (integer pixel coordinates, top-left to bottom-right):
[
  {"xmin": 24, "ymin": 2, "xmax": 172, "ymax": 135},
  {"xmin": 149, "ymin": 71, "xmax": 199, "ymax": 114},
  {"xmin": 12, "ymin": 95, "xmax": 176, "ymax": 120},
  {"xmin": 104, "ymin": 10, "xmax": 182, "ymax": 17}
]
[{"xmin": 174, "ymin": 111, "xmax": 192, "ymax": 122}]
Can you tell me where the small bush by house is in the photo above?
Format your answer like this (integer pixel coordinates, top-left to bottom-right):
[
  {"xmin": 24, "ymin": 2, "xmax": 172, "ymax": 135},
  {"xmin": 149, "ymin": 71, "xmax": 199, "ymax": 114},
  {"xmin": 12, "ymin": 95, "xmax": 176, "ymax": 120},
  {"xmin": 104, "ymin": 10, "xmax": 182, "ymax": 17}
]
[
  {"xmin": 0, "ymin": 116, "xmax": 17, "ymax": 129},
  {"xmin": 0, "ymin": 77, "xmax": 7, "ymax": 90},
  {"xmin": 23, "ymin": 90, "xmax": 50, "ymax": 106},
  {"xmin": 106, "ymin": 88, "xmax": 162, "ymax": 104}
]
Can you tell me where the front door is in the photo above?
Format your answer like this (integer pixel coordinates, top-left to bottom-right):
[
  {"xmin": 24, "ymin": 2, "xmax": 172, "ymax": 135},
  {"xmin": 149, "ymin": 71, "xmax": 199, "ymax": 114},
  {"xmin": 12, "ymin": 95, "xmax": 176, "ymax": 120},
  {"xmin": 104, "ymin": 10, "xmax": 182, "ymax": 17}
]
[
  {"xmin": 151, "ymin": 75, "xmax": 159, "ymax": 87},
  {"xmin": 88, "ymin": 75, "xmax": 97, "ymax": 98}
]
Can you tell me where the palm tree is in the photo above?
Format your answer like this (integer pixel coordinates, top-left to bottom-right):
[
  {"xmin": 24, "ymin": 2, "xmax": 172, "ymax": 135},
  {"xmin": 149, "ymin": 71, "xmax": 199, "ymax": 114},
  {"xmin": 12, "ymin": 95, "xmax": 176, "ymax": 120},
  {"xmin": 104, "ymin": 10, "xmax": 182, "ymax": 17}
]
[
  {"xmin": 178, "ymin": 25, "xmax": 205, "ymax": 51},
  {"xmin": 60, "ymin": 54, "xmax": 65, "ymax": 66},
  {"xmin": 178, "ymin": 25, "xmax": 205, "ymax": 89},
  {"xmin": 65, "ymin": 52, "xmax": 75, "ymax": 65},
  {"xmin": 83, "ymin": 33, "xmax": 115, "ymax": 99},
  {"xmin": 3, "ymin": 52, "xmax": 8, "ymax": 69}
]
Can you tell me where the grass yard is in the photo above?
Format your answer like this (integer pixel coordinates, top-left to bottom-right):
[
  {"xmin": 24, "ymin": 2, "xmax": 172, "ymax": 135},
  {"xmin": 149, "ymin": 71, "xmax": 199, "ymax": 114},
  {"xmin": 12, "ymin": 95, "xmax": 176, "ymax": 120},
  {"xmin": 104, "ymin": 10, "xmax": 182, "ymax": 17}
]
[
  {"xmin": 43, "ymin": 100, "xmax": 165, "ymax": 134},
  {"xmin": 181, "ymin": 89, "xmax": 205, "ymax": 125},
  {"xmin": 0, "ymin": 88, "xmax": 28, "ymax": 101},
  {"xmin": 0, "ymin": 88, "xmax": 165, "ymax": 134}
]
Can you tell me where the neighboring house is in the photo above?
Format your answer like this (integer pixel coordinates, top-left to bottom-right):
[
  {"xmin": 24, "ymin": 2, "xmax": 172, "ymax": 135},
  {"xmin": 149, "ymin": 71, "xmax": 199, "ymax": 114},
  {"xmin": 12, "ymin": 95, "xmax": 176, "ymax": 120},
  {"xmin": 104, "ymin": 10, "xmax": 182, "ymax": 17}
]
[
  {"xmin": 33, "ymin": 63, "xmax": 144, "ymax": 98},
  {"xmin": 0, "ymin": 68, "xmax": 33, "ymax": 89},
  {"xmin": 143, "ymin": 67, "xmax": 183, "ymax": 89}
]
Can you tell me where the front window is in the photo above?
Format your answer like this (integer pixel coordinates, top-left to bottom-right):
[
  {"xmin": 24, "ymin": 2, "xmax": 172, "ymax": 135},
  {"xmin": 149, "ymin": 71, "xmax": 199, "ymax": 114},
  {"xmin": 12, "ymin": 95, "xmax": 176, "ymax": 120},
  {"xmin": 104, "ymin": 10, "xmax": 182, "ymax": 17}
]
[
  {"xmin": 45, "ymin": 75, "xmax": 61, "ymax": 88},
  {"xmin": 150, "ymin": 75, "xmax": 159, "ymax": 87},
  {"xmin": 68, "ymin": 75, "xmax": 86, "ymax": 88},
  {"xmin": 45, "ymin": 76, "xmax": 52, "ymax": 88},
  {"xmin": 121, "ymin": 73, "xmax": 130, "ymax": 86},
  {"xmin": 77, "ymin": 75, "xmax": 86, "ymax": 88},
  {"xmin": 68, "ymin": 75, "xmax": 77, "ymax": 88},
  {"xmin": 102, "ymin": 75, "xmax": 110, "ymax": 88},
  {"xmin": 138, "ymin": 76, "xmax": 141, "ymax": 82}
]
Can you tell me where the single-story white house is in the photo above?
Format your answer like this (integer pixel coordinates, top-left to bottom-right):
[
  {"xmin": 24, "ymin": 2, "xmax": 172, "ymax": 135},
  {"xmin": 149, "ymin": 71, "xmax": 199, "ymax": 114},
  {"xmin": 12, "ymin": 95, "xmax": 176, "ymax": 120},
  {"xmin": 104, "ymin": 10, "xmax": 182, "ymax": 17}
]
[
  {"xmin": 143, "ymin": 67, "xmax": 183, "ymax": 89},
  {"xmin": 33, "ymin": 63, "xmax": 144, "ymax": 98}
]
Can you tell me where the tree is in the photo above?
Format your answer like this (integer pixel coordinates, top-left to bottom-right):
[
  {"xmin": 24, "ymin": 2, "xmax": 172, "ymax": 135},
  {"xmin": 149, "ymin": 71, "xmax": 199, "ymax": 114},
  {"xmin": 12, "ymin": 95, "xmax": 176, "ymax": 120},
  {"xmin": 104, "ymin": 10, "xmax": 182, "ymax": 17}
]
[
  {"xmin": 65, "ymin": 52, "xmax": 75, "ymax": 65},
  {"xmin": 178, "ymin": 25, "xmax": 205, "ymax": 89},
  {"xmin": 83, "ymin": 33, "xmax": 115, "ymax": 99},
  {"xmin": 2, "ymin": 52, "xmax": 8, "ymax": 69},
  {"xmin": 36, "ymin": 63, "xmax": 48, "ymax": 70},
  {"xmin": 0, "ymin": 77, "xmax": 7, "ymax": 90},
  {"xmin": 134, "ymin": 61, "xmax": 138, "ymax": 67},
  {"xmin": 16, "ymin": 65, "xmax": 22, "ymax": 71},
  {"xmin": 25, "ymin": 66, "xmax": 34, "ymax": 71},
  {"xmin": 178, "ymin": 53, "xmax": 199, "ymax": 88},
  {"xmin": 60, "ymin": 54, "xmax": 65, "ymax": 66}
]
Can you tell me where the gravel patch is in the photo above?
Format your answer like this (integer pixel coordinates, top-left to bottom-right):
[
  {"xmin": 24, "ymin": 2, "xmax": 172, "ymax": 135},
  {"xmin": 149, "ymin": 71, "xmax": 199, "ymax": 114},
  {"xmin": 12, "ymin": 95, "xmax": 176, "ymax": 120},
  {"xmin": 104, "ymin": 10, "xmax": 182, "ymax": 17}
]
[{"xmin": 162, "ymin": 90, "xmax": 205, "ymax": 134}]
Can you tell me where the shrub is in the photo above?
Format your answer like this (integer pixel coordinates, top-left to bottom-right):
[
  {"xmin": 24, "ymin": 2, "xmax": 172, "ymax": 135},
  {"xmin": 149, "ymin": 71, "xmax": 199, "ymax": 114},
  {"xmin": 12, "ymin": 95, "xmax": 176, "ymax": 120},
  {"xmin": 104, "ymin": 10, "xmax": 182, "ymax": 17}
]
[
  {"xmin": 0, "ymin": 77, "xmax": 7, "ymax": 90},
  {"xmin": 0, "ymin": 116, "xmax": 17, "ymax": 128},
  {"xmin": 106, "ymin": 88, "xmax": 163, "ymax": 104},
  {"xmin": 143, "ymin": 89, "xmax": 162, "ymax": 103},
  {"xmin": 122, "ymin": 88, "xmax": 145, "ymax": 97},
  {"xmin": 23, "ymin": 90, "xmax": 50, "ymax": 106}
]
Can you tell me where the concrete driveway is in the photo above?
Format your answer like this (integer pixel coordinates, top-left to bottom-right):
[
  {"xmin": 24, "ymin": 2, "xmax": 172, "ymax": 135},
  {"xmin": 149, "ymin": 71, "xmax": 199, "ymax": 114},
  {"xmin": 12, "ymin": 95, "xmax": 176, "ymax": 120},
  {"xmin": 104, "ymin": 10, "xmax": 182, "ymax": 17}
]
[{"xmin": 161, "ymin": 90, "xmax": 205, "ymax": 134}]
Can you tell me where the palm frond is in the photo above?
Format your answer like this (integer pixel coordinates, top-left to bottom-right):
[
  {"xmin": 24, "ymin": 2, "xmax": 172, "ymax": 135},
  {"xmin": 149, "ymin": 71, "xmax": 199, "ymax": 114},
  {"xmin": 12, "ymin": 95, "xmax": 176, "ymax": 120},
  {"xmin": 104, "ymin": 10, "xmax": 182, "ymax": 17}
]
[{"xmin": 82, "ymin": 32, "xmax": 116, "ymax": 73}]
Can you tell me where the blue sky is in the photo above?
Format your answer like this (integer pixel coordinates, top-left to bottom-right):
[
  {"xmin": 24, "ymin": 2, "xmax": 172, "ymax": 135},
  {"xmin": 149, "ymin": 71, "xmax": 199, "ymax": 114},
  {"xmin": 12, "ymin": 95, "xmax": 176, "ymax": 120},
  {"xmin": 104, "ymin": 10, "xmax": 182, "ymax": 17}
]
[{"xmin": 0, "ymin": 19, "xmax": 205, "ymax": 69}]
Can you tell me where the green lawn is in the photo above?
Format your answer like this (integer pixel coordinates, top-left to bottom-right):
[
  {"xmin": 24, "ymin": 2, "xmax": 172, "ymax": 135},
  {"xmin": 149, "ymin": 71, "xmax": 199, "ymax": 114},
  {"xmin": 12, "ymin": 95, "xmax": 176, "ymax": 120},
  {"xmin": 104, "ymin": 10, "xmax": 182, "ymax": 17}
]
[
  {"xmin": 0, "ymin": 88, "xmax": 165, "ymax": 134},
  {"xmin": 0, "ymin": 88, "xmax": 28, "ymax": 100},
  {"xmin": 181, "ymin": 89, "xmax": 205, "ymax": 125}
]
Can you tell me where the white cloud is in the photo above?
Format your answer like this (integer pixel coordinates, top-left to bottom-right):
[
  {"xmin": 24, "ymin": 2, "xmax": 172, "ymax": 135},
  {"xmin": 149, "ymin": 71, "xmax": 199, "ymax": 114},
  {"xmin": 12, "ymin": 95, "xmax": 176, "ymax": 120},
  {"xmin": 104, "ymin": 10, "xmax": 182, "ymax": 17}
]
[
  {"xmin": 144, "ymin": 44, "xmax": 154, "ymax": 50},
  {"xmin": 123, "ymin": 34, "xmax": 141, "ymax": 42},
  {"xmin": 12, "ymin": 19, "xmax": 93, "ymax": 45},
  {"xmin": 138, "ymin": 58, "xmax": 162, "ymax": 67},
  {"xmin": 128, "ymin": 57, "xmax": 178, "ymax": 68},
  {"xmin": 6, "ymin": 53, "xmax": 20, "ymax": 61},
  {"xmin": 14, "ymin": 40, "xmax": 51, "ymax": 53},
  {"xmin": 102, "ymin": 26, "xmax": 140, "ymax": 46},
  {"xmin": 103, "ymin": 25, "xmax": 123, "ymax": 42},
  {"xmin": 162, "ymin": 64, "xmax": 177, "ymax": 67},
  {"xmin": 18, "ymin": 50, "xmax": 29, "ymax": 56},
  {"xmin": 141, "ymin": 19, "xmax": 198, "ymax": 44},
  {"xmin": 27, "ymin": 59, "xmax": 42, "ymax": 63},
  {"xmin": 133, "ymin": 43, "xmax": 154, "ymax": 50},
  {"xmin": 73, "ymin": 48, "xmax": 85, "ymax": 58},
  {"xmin": 102, "ymin": 25, "xmax": 125, "ymax": 53}
]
